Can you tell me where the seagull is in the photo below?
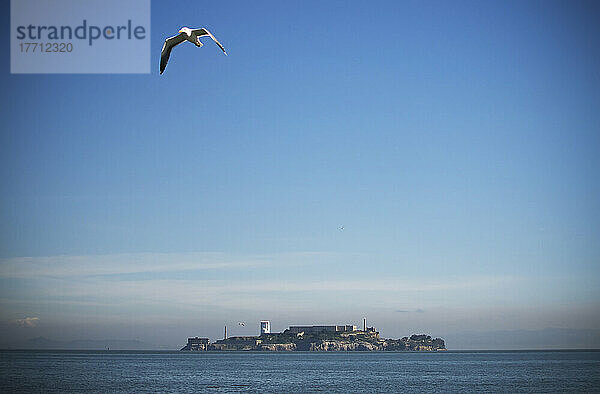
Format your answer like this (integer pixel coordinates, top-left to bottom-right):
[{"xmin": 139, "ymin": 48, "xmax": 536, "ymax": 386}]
[
  {"xmin": 339, "ymin": 226, "xmax": 345, "ymax": 231},
  {"xmin": 238, "ymin": 322, "xmax": 245, "ymax": 326},
  {"xmin": 160, "ymin": 27, "xmax": 227, "ymax": 74}
]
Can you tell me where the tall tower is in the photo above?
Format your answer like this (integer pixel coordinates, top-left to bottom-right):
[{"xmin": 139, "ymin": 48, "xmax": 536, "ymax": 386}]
[
  {"xmin": 224, "ymin": 325, "xmax": 228, "ymax": 340},
  {"xmin": 363, "ymin": 317, "xmax": 367, "ymax": 332},
  {"xmin": 260, "ymin": 320, "xmax": 271, "ymax": 335}
]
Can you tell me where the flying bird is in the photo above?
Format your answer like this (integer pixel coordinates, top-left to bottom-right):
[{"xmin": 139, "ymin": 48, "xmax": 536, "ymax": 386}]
[
  {"xmin": 238, "ymin": 322, "xmax": 245, "ymax": 326},
  {"xmin": 160, "ymin": 27, "xmax": 227, "ymax": 74}
]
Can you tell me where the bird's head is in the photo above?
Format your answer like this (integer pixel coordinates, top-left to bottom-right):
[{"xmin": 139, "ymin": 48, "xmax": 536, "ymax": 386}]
[{"xmin": 178, "ymin": 27, "xmax": 192, "ymax": 35}]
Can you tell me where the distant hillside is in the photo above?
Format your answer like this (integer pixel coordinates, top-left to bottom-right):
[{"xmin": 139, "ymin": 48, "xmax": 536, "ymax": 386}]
[
  {"xmin": 444, "ymin": 328, "xmax": 600, "ymax": 350},
  {"xmin": 8, "ymin": 337, "xmax": 156, "ymax": 350}
]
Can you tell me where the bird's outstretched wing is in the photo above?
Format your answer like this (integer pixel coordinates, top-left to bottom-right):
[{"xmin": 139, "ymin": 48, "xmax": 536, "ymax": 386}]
[
  {"xmin": 192, "ymin": 28, "xmax": 227, "ymax": 55},
  {"xmin": 160, "ymin": 33, "xmax": 186, "ymax": 74}
]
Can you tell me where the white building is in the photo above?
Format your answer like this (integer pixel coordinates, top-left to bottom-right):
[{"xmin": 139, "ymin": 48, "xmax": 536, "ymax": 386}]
[{"xmin": 260, "ymin": 320, "xmax": 271, "ymax": 335}]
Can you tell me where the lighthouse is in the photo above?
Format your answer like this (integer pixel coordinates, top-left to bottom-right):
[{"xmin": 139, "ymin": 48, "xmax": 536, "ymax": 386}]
[{"xmin": 260, "ymin": 320, "xmax": 271, "ymax": 335}]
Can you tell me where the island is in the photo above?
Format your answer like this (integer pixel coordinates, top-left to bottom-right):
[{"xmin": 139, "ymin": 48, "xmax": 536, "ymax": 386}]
[{"xmin": 181, "ymin": 321, "xmax": 445, "ymax": 351}]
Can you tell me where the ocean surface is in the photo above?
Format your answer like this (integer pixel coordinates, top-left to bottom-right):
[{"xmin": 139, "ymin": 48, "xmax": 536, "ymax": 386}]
[{"xmin": 1, "ymin": 350, "xmax": 599, "ymax": 393}]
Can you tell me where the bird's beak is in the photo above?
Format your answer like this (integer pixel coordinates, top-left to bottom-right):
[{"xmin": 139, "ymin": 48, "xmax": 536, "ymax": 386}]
[{"xmin": 178, "ymin": 29, "xmax": 183, "ymax": 33}]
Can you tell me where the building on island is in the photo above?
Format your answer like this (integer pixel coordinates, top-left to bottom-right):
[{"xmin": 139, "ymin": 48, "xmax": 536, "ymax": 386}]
[
  {"xmin": 287, "ymin": 325, "xmax": 357, "ymax": 334},
  {"xmin": 181, "ymin": 319, "xmax": 387, "ymax": 351},
  {"xmin": 182, "ymin": 337, "xmax": 209, "ymax": 351}
]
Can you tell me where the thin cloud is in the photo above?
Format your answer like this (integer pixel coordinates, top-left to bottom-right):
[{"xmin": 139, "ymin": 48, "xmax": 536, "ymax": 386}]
[
  {"xmin": 0, "ymin": 252, "xmax": 522, "ymax": 319},
  {"xmin": 11, "ymin": 276, "xmax": 518, "ymax": 313},
  {"xmin": 396, "ymin": 308, "xmax": 425, "ymax": 313},
  {"xmin": 0, "ymin": 252, "xmax": 329, "ymax": 279}
]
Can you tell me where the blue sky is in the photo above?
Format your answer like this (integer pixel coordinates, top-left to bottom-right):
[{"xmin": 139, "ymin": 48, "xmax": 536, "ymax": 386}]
[{"xmin": 1, "ymin": 0, "xmax": 599, "ymax": 348}]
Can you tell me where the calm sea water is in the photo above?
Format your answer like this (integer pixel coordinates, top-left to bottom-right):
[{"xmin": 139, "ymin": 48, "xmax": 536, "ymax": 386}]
[{"xmin": 1, "ymin": 350, "xmax": 599, "ymax": 393}]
